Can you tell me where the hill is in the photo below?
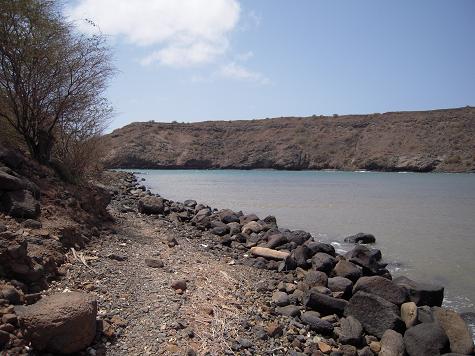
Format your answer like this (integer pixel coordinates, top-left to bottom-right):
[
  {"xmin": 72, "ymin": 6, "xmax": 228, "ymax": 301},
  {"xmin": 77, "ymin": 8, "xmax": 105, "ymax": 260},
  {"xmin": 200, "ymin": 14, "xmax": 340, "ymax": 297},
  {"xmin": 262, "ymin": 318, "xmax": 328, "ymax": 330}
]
[{"xmin": 102, "ymin": 106, "xmax": 475, "ymax": 172}]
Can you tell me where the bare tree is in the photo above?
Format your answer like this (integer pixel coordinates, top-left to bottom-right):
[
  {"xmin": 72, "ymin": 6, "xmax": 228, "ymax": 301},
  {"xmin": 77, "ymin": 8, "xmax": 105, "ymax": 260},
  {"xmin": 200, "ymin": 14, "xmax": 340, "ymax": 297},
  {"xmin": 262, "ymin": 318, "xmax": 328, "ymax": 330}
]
[{"xmin": 0, "ymin": 0, "xmax": 114, "ymax": 163}]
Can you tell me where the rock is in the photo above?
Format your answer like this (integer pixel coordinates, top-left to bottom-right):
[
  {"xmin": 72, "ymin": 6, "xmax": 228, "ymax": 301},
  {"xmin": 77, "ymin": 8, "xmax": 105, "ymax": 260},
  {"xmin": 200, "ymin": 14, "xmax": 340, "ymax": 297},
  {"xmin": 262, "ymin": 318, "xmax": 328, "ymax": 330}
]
[
  {"xmin": 305, "ymin": 241, "xmax": 336, "ymax": 256},
  {"xmin": 0, "ymin": 170, "xmax": 24, "ymax": 190},
  {"xmin": 218, "ymin": 209, "xmax": 240, "ymax": 224},
  {"xmin": 379, "ymin": 329, "xmax": 405, "ymax": 356},
  {"xmin": 304, "ymin": 290, "xmax": 348, "ymax": 316},
  {"xmin": 403, "ymin": 322, "xmax": 450, "ymax": 356},
  {"xmin": 353, "ymin": 276, "xmax": 408, "ymax": 305},
  {"xmin": 2, "ymin": 313, "xmax": 17, "ymax": 326},
  {"xmin": 22, "ymin": 219, "xmax": 42, "ymax": 229},
  {"xmin": 276, "ymin": 305, "xmax": 301, "ymax": 317},
  {"xmin": 236, "ymin": 336, "xmax": 253, "ymax": 349},
  {"xmin": 300, "ymin": 311, "xmax": 333, "ymax": 334},
  {"xmin": 334, "ymin": 260, "xmax": 362, "ymax": 282},
  {"xmin": 107, "ymin": 253, "xmax": 127, "ymax": 261},
  {"xmin": 250, "ymin": 247, "xmax": 289, "ymax": 260},
  {"xmin": 357, "ymin": 346, "xmax": 374, "ymax": 356},
  {"xmin": 242, "ymin": 221, "xmax": 263, "ymax": 234},
  {"xmin": 304, "ymin": 270, "xmax": 328, "ymax": 288},
  {"xmin": 328, "ymin": 277, "xmax": 353, "ymax": 299},
  {"xmin": 137, "ymin": 196, "xmax": 165, "ymax": 214},
  {"xmin": 211, "ymin": 225, "xmax": 229, "ymax": 236},
  {"xmin": 286, "ymin": 245, "xmax": 311, "ymax": 269},
  {"xmin": 318, "ymin": 341, "xmax": 332, "ymax": 353},
  {"xmin": 369, "ymin": 341, "xmax": 381, "ymax": 354},
  {"xmin": 263, "ymin": 215, "xmax": 277, "ymax": 228},
  {"xmin": 337, "ymin": 316, "xmax": 363, "ymax": 346},
  {"xmin": 312, "ymin": 252, "xmax": 336, "ymax": 273},
  {"xmin": 2, "ymin": 190, "xmax": 40, "ymax": 219},
  {"xmin": 171, "ymin": 279, "xmax": 187, "ymax": 291},
  {"xmin": 266, "ymin": 321, "xmax": 283, "ymax": 337},
  {"xmin": 183, "ymin": 199, "xmax": 197, "ymax": 208},
  {"xmin": 344, "ymin": 233, "xmax": 376, "ymax": 244},
  {"xmin": 400, "ymin": 302, "xmax": 418, "ymax": 328},
  {"xmin": 272, "ymin": 291, "xmax": 289, "ymax": 306},
  {"xmin": 283, "ymin": 230, "xmax": 311, "ymax": 246},
  {"xmin": 344, "ymin": 291, "xmax": 405, "ymax": 338},
  {"xmin": 227, "ymin": 222, "xmax": 242, "ymax": 236},
  {"xmin": 1, "ymin": 286, "xmax": 22, "ymax": 305},
  {"xmin": 0, "ymin": 223, "xmax": 6, "ymax": 233},
  {"xmin": 432, "ymin": 307, "xmax": 474, "ymax": 355},
  {"xmin": 266, "ymin": 234, "xmax": 287, "ymax": 249},
  {"xmin": 393, "ymin": 276, "xmax": 444, "ymax": 307},
  {"xmin": 0, "ymin": 330, "xmax": 9, "ymax": 348},
  {"xmin": 417, "ymin": 305, "xmax": 434, "ymax": 323},
  {"xmin": 15, "ymin": 292, "xmax": 97, "ymax": 354},
  {"xmin": 145, "ymin": 258, "xmax": 164, "ymax": 268},
  {"xmin": 345, "ymin": 245, "xmax": 387, "ymax": 276},
  {"xmin": 240, "ymin": 214, "xmax": 259, "ymax": 225}
]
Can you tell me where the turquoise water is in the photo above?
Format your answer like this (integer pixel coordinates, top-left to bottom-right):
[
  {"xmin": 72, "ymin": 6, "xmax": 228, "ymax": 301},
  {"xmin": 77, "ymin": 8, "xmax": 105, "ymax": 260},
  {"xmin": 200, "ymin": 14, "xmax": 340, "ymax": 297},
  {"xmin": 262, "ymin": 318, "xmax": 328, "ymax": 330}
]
[{"xmin": 131, "ymin": 169, "xmax": 475, "ymax": 316}]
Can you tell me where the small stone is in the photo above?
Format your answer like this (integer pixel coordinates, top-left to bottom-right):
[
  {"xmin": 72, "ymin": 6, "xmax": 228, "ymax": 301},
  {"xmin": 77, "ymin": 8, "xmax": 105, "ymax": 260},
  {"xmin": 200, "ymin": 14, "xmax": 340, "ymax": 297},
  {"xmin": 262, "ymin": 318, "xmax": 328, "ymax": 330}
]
[
  {"xmin": 236, "ymin": 336, "xmax": 253, "ymax": 349},
  {"xmin": 266, "ymin": 322, "xmax": 283, "ymax": 337},
  {"xmin": 318, "ymin": 341, "xmax": 332, "ymax": 353},
  {"xmin": 22, "ymin": 219, "xmax": 42, "ymax": 229},
  {"xmin": 171, "ymin": 279, "xmax": 187, "ymax": 291},
  {"xmin": 369, "ymin": 341, "xmax": 381, "ymax": 353},
  {"xmin": 167, "ymin": 236, "xmax": 178, "ymax": 247},
  {"xmin": 145, "ymin": 258, "xmax": 164, "ymax": 268},
  {"xmin": 107, "ymin": 253, "xmax": 127, "ymax": 261},
  {"xmin": 110, "ymin": 315, "xmax": 128, "ymax": 327},
  {"xmin": 1, "ymin": 286, "xmax": 22, "ymax": 305},
  {"xmin": 0, "ymin": 323, "xmax": 15, "ymax": 333},
  {"xmin": 276, "ymin": 305, "xmax": 301, "ymax": 317},
  {"xmin": 272, "ymin": 291, "xmax": 290, "ymax": 306}
]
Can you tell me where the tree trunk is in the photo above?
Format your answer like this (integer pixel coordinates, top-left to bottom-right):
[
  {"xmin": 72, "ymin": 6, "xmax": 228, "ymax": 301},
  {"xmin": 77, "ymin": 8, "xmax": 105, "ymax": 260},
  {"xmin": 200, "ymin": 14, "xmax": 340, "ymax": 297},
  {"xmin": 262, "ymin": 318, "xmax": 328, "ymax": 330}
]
[{"xmin": 26, "ymin": 130, "xmax": 55, "ymax": 164}]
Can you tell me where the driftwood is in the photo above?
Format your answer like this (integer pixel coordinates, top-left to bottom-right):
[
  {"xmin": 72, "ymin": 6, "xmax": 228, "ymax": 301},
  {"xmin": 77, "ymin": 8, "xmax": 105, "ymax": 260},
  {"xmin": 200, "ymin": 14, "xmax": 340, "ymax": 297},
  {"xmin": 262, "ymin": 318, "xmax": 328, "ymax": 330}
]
[{"xmin": 250, "ymin": 247, "xmax": 290, "ymax": 260}]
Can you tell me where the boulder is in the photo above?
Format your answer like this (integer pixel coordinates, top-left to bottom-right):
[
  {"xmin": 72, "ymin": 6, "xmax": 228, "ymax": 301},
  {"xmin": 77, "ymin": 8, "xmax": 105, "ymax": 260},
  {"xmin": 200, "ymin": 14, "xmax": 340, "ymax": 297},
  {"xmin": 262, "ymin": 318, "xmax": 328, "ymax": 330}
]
[
  {"xmin": 289, "ymin": 245, "xmax": 312, "ymax": 269},
  {"xmin": 242, "ymin": 221, "xmax": 263, "ymax": 234},
  {"xmin": 275, "ymin": 305, "xmax": 301, "ymax": 317},
  {"xmin": 266, "ymin": 233, "xmax": 287, "ymax": 249},
  {"xmin": 211, "ymin": 225, "xmax": 229, "ymax": 236},
  {"xmin": 1, "ymin": 286, "xmax": 23, "ymax": 305},
  {"xmin": 344, "ymin": 291, "xmax": 405, "ymax": 338},
  {"xmin": 400, "ymin": 302, "xmax": 418, "ymax": 328},
  {"xmin": 311, "ymin": 252, "xmax": 336, "ymax": 273},
  {"xmin": 218, "ymin": 209, "xmax": 240, "ymax": 224},
  {"xmin": 0, "ymin": 170, "xmax": 24, "ymax": 190},
  {"xmin": 328, "ymin": 277, "xmax": 353, "ymax": 299},
  {"xmin": 227, "ymin": 222, "xmax": 242, "ymax": 236},
  {"xmin": 240, "ymin": 214, "xmax": 259, "ymax": 225},
  {"xmin": 137, "ymin": 196, "xmax": 165, "ymax": 214},
  {"xmin": 250, "ymin": 247, "xmax": 289, "ymax": 260},
  {"xmin": 183, "ymin": 199, "xmax": 197, "ymax": 208},
  {"xmin": 283, "ymin": 230, "xmax": 311, "ymax": 246},
  {"xmin": 379, "ymin": 329, "xmax": 405, "ymax": 356},
  {"xmin": 263, "ymin": 215, "xmax": 278, "ymax": 228},
  {"xmin": 393, "ymin": 276, "xmax": 444, "ymax": 307},
  {"xmin": 403, "ymin": 322, "xmax": 450, "ymax": 356},
  {"xmin": 22, "ymin": 219, "xmax": 42, "ymax": 229},
  {"xmin": 304, "ymin": 290, "xmax": 348, "ymax": 316},
  {"xmin": 300, "ymin": 311, "xmax": 334, "ymax": 334},
  {"xmin": 2, "ymin": 190, "xmax": 40, "ymax": 219},
  {"xmin": 345, "ymin": 245, "xmax": 387, "ymax": 276},
  {"xmin": 417, "ymin": 305, "xmax": 435, "ymax": 323},
  {"xmin": 432, "ymin": 307, "xmax": 474, "ymax": 355},
  {"xmin": 344, "ymin": 233, "xmax": 376, "ymax": 244},
  {"xmin": 304, "ymin": 270, "xmax": 328, "ymax": 288},
  {"xmin": 353, "ymin": 276, "xmax": 408, "ymax": 305},
  {"xmin": 337, "ymin": 316, "xmax": 363, "ymax": 346},
  {"xmin": 15, "ymin": 292, "xmax": 97, "ymax": 354},
  {"xmin": 305, "ymin": 241, "xmax": 336, "ymax": 257},
  {"xmin": 334, "ymin": 260, "xmax": 363, "ymax": 282}
]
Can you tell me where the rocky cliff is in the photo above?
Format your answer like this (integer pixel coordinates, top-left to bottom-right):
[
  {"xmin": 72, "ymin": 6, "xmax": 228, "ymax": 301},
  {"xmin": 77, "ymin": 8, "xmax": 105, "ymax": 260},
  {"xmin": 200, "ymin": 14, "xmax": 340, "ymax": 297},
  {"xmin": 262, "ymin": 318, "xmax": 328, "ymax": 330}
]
[{"xmin": 102, "ymin": 106, "xmax": 475, "ymax": 172}]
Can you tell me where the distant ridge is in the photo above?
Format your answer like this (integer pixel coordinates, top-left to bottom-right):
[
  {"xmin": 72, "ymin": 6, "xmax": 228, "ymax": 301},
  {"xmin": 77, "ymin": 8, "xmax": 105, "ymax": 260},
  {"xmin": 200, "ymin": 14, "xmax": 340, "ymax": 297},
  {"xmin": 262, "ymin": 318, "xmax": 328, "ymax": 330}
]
[{"xmin": 102, "ymin": 106, "xmax": 475, "ymax": 172}]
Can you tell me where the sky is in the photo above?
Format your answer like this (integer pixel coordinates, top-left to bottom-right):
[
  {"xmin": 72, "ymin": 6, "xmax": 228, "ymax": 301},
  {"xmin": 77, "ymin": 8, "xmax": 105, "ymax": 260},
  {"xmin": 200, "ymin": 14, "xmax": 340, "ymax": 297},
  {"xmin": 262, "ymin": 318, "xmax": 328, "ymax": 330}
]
[{"xmin": 66, "ymin": 0, "xmax": 475, "ymax": 131}]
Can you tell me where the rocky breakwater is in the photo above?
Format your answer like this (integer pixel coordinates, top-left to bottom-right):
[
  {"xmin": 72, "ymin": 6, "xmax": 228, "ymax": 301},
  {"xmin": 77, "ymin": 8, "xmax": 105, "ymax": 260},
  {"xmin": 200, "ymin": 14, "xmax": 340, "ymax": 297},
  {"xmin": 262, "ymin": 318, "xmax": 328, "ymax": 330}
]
[{"xmin": 122, "ymin": 171, "xmax": 474, "ymax": 356}]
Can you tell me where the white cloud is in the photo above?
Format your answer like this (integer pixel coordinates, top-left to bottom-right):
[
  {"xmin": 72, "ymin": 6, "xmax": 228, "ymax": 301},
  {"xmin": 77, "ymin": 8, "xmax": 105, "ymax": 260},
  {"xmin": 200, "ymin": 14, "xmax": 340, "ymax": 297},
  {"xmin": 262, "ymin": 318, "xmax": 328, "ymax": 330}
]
[
  {"xmin": 218, "ymin": 62, "xmax": 269, "ymax": 84},
  {"xmin": 67, "ymin": 0, "xmax": 240, "ymax": 67}
]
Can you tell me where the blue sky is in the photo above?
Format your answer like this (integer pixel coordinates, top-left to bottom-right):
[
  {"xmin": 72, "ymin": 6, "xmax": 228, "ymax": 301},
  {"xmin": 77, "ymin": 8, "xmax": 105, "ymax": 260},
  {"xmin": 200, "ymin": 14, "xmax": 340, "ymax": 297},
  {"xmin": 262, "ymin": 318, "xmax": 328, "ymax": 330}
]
[{"xmin": 67, "ymin": 0, "xmax": 475, "ymax": 131}]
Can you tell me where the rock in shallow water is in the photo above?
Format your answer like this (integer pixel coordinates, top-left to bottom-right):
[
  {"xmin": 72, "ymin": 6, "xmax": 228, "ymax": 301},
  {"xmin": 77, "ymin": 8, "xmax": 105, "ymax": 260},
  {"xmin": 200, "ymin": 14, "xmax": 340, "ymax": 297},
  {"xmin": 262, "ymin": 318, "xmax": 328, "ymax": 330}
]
[
  {"xmin": 432, "ymin": 307, "xmax": 475, "ymax": 355},
  {"xmin": 353, "ymin": 276, "xmax": 408, "ymax": 305},
  {"xmin": 393, "ymin": 276, "xmax": 444, "ymax": 307},
  {"xmin": 344, "ymin": 232, "xmax": 376, "ymax": 244},
  {"xmin": 15, "ymin": 292, "xmax": 97, "ymax": 354}
]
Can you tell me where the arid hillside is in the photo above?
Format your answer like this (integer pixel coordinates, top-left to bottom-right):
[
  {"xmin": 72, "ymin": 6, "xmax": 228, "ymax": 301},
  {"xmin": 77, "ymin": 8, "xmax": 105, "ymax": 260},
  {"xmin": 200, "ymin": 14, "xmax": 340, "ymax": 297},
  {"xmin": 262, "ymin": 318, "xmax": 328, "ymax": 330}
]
[{"xmin": 102, "ymin": 107, "xmax": 475, "ymax": 172}]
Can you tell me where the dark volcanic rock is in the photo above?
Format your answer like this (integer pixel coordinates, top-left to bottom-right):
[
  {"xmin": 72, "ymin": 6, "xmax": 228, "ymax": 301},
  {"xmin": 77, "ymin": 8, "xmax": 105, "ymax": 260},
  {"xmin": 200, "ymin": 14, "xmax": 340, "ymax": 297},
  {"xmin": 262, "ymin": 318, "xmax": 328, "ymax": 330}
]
[
  {"xmin": 334, "ymin": 260, "xmax": 362, "ymax": 282},
  {"xmin": 337, "ymin": 316, "xmax": 363, "ymax": 346},
  {"xmin": 311, "ymin": 252, "xmax": 336, "ymax": 273},
  {"xmin": 145, "ymin": 258, "xmax": 164, "ymax": 268},
  {"xmin": 345, "ymin": 245, "xmax": 387, "ymax": 276},
  {"xmin": 303, "ymin": 270, "xmax": 328, "ymax": 288},
  {"xmin": 353, "ymin": 276, "xmax": 408, "ymax": 305},
  {"xmin": 328, "ymin": 276, "xmax": 353, "ymax": 299},
  {"xmin": 0, "ymin": 169, "xmax": 25, "ymax": 190},
  {"xmin": 137, "ymin": 196, "xmax": 165, "ymax": 215},
  {"xmin": 15, "ymin": 292, "xmax": 97, "ymax": 354},
  {"xmin": 379, "ymin": 329, "xmax": 405, "ymax": 356},
  {"xmin": 289, "ymin": 245, "xmax": 312, "ymax": 269},
  {"xmin": 266, "ymin": 234, "xmax": 287, "ymax": 249},
  {"xmin": 300, "ymin": 311, "xmax": 334, "ymax": 334},
  {"xmin": 2, "ymin": 190, "xmax": 40, "ymax": 219},
  {"xmin": 344, "ymin": 291, "xmax": 405, "ymax": 338},
  {"xmin": 275, "ymin": 305, "xmax": 300, "ymax": 317},
  {"xmin": 403, "ymin": 322, "xmax": 450, "ymax": 356},
  {"xmin": 305, "ymin": 241, "xmax": 336, "ymax": 257},
  {"xmin": 283, "ymin": 230, "xmax": 311, "ymax": 246},
  {"xmin": 393, "ymin": 276, "xmax": 444, "ymax": 307},
  {"xmin": 432, "ymin": 307, "xmax": 474, "ymax": 355},
  {"xmin": 344, "ymin": 233, "xmax": 376, "ymax": 244},
  {"xmin": 304, "ymin": 290, "xmax": 348, "ymax": 316}
]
